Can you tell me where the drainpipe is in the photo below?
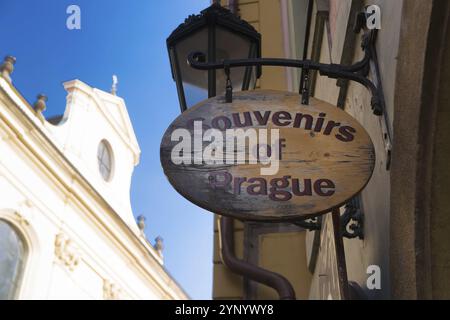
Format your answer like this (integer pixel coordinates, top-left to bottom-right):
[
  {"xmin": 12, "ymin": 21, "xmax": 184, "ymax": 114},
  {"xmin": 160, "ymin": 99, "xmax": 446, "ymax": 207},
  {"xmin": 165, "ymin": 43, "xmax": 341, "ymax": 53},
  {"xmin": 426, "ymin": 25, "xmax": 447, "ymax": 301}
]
[{"xmin": 219, "ymin": 216, "xmax": 296, "ymax": 300}]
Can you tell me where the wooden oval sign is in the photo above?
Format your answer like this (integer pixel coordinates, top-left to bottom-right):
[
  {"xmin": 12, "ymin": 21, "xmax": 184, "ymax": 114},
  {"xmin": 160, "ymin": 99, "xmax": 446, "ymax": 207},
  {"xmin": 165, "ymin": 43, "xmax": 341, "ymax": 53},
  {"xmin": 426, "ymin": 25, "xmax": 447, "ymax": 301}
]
[{"xmin": 161, "ymin": 90, "xmax": 375, "ymax": 221}]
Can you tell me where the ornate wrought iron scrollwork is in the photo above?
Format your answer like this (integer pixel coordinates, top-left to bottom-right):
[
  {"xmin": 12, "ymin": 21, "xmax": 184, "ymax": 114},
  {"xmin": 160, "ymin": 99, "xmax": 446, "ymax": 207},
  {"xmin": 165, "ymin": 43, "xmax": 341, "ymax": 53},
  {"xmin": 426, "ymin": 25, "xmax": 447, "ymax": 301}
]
[
  {"xmin": 292, "ymin": 216, "xmax": 322, "ymax": 231},
  {"xmin": 340, "ymin": 197, "xmax": 364, "ymax": 239},
  {"xmin": 292, "ymin": 197, "xmax": 364, "ymax": 240}
]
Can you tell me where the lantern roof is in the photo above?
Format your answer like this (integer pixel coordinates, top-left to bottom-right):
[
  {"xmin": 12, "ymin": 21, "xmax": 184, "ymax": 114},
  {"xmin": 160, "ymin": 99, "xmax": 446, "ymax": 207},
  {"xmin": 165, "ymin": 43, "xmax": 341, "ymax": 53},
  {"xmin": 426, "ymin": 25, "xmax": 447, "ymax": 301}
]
[{"xmin": 166, "ymin": 3, "xmax": 261, "ymax": 48}]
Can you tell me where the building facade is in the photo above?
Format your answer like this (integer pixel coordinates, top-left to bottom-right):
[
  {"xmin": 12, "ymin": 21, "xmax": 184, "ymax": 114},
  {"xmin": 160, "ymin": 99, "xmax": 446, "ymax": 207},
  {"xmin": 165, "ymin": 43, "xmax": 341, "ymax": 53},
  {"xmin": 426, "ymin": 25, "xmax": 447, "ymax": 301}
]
[
  {"xmin": 0, "ymin": 63, "xmax": 188, "ymax": 299},
  {"xmin": 213, "ymin": 0, "xmax": 450, "ymax": 300}
]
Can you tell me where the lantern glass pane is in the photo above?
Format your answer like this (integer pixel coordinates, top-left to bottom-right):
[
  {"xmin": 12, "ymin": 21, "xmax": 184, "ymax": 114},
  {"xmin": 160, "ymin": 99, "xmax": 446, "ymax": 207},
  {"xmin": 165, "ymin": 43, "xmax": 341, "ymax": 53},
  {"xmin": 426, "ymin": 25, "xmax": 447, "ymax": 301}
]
[
  {"xmin": 176, "ymin": 28, "xmax": 209, "ymax": 108},
  {"xmin": 215, "ymin": 27, "xmax": 258, "ymax": 95}
]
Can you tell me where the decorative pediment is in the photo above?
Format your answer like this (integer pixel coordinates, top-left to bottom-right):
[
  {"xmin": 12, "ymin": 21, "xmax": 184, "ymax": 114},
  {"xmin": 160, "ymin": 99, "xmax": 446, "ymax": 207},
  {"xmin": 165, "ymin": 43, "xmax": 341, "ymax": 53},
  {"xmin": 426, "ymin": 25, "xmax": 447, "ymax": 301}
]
[{"xmin": 62, "ymin": 79, "xmax": 141, "ymax": 165}]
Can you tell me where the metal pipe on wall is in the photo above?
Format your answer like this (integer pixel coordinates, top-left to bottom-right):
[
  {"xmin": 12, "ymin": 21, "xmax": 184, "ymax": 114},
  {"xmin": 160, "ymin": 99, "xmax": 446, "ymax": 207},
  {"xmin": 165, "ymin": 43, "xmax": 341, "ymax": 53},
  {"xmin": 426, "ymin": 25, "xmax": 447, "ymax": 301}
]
[
  {"xmin": 219, "ymin": 216, "xmax": 296, "ymax": 300},
  {"xmin": 213, "ymin": 0, "xmax": 295, "ymax": 301}
]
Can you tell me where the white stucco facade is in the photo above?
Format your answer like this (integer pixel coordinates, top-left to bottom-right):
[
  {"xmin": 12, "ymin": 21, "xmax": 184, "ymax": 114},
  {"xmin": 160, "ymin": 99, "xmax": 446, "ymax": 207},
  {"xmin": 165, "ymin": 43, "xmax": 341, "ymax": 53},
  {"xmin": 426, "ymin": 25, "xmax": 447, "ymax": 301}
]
[{"xmin": 0, "ymin": 75, "xmax": 188, "ymax": 300}]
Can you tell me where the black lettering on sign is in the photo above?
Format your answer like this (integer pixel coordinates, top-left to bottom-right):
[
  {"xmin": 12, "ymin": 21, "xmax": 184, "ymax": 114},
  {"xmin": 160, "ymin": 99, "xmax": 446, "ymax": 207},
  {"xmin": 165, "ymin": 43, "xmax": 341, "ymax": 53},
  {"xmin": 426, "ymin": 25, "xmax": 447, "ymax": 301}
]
[
  {"xmin": 208, "ymin": 110, "xmax": 356, "ymax": 142},
  {"xmin": 208, "ymin": 172, "xmax": 337, "ymax": 202}
]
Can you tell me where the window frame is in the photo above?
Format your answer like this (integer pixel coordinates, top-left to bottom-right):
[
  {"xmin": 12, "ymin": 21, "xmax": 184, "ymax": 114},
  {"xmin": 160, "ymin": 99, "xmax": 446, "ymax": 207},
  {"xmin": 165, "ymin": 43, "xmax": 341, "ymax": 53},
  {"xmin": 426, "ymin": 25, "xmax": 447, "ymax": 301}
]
[
  {"xmin": 0, "ymin": 218, "xmax": 28, "ymax": 300},
  {"xmin": 97, "ymin": 139, "xmax": 114, "ymax": 182}
]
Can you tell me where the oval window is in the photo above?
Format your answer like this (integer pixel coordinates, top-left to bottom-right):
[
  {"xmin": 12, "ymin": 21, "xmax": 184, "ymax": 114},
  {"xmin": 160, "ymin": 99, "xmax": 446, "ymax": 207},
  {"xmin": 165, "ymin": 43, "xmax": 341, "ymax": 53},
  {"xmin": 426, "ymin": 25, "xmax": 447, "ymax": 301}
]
[{"xmin": 97, "ymin": 140, "xmax": 114, "ymax": 181}]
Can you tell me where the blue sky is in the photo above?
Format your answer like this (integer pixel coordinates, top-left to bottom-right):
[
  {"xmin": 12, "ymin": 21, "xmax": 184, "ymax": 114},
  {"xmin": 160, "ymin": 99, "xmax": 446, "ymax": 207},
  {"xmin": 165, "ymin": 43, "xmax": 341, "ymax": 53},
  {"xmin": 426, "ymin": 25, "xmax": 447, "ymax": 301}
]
[{"xmin": 0, "ymin": 0, "xmax": 213, "ymax": 299}]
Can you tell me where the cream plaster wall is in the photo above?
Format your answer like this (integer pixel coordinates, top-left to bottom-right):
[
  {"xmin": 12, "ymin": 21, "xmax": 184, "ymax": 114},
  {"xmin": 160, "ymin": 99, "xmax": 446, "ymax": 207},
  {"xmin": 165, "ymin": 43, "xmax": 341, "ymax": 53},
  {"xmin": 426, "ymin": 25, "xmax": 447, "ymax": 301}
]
[{"xmin": 0, "ymin": 76, "xmax": 187, "ymax": 300}]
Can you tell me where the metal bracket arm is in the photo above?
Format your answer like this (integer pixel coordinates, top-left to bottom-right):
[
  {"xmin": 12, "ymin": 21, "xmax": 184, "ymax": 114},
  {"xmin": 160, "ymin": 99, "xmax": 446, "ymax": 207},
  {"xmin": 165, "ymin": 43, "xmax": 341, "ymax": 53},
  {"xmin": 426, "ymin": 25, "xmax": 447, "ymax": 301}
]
[{"xmin": 187, "ymin": 49, "xmax": 383, "ymax": 116}]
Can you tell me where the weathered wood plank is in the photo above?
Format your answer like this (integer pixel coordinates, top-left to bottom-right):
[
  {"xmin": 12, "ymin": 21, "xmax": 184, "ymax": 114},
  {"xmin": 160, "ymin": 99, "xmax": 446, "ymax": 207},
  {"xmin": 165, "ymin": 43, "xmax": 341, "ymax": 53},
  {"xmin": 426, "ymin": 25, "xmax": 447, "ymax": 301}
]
[{"xmin": 160, "ymin": 90, "xmax": 375, "ymax": 221}]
